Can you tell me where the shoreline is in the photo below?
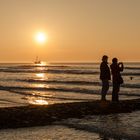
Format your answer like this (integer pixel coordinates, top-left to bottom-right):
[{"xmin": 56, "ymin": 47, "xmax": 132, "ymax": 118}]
[{"xmin": 0, "ymin": 98, "xmax": 140, "ymax": 129}]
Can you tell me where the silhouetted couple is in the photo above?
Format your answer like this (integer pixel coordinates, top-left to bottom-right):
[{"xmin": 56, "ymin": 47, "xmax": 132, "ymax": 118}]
[{"xmin": 100, "ymin": 55, "xmax": 124, "ymax": 102}]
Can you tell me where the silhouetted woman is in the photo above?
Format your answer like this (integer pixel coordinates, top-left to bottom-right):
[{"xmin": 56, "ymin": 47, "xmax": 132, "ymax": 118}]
[{"xmin": 110, "ymin": 58, "xmax": 124, "ymax": 102}]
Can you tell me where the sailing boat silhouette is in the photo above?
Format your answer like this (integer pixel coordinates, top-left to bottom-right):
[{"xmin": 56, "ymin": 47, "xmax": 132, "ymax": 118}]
[{"xmin": 34, "ymin": 56, "xmax": 41, "ymax": 64}]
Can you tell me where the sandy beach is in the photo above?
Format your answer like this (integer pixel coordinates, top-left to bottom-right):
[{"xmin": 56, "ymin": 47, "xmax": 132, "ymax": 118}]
[
  {"xmin": 0, "ymin": 98, "xmax": 139, "ymax": 129},
  {"xmin": 0, "ymin": 125, "xmax": 103, "ymax": 140},
  {"xmin": 0, "ymin": 97, "xmax": 139, "ymax": 140}
]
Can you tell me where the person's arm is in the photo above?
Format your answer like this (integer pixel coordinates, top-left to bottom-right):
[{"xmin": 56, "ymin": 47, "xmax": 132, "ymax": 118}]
[{"xmin": 118, "ymin": 62, "xmax": 124, "ymax": 71}]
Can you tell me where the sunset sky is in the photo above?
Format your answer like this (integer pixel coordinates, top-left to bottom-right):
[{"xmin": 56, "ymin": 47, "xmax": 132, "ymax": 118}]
[{"xmin": 0, "ymin": 0, "xmax": 140, "ymax": 63}]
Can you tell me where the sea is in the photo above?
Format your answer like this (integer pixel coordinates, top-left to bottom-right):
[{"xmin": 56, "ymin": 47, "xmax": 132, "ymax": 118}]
[{"xmin": 0, "ymin": 62, "xmax": 139, "ymax": 140}]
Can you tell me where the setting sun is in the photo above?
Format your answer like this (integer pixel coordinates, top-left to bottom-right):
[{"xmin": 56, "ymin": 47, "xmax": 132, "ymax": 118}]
[{"xmin": 35, "ymin": 32, "xmax": 47, "ymax": 44}]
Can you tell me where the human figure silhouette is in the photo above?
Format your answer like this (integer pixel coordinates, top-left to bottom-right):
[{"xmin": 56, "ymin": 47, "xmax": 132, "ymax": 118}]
[
  {"xmin": 100, "ymin": 55, "xmax": 111, "ymax": 101},
  {"xmin": 110, "ymin": 58, "xmax": 124, "ymax": 102}
]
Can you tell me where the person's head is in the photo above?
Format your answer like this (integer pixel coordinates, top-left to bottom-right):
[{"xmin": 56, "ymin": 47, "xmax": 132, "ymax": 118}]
[
  {"xmin": 112, "ymin": 58, "xmax": 118, "ymax": 63},
  {"xmin": 102, "ymin": 55, "xmax": 108, "ymax": 62}
]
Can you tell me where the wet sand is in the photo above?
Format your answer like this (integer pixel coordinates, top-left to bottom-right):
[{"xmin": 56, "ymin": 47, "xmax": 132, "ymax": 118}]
[{"xmin": 0, "ymin": 98, "xmax": 140, "ymax": 129}]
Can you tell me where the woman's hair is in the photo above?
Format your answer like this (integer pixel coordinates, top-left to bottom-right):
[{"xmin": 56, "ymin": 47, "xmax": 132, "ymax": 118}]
[{"xmin": 112, "ymin": 58, "xmax": 118, "ymax": 63}]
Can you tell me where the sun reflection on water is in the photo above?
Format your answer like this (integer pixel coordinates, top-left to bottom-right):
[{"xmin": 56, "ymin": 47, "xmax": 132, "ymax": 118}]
[
  {"xmin": 36, "ymin": 73, "xmax": 45, "ymax": 78},
  {"xmin": 37, "ymin": 84, "xmax": 46, "ymax": 88},
  {"xmin": 28, "ymin": 97, "xmax": 49, "ymax": 105},
  {"xmin": 35, "ymin": 62, "xmax": 47, "ymax": 66}
]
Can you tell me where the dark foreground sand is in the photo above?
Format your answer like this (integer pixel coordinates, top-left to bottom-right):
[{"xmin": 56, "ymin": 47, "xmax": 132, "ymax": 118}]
[{"xmin": 0, "ymin": 98, "xmax": 140, "ymax": 129}]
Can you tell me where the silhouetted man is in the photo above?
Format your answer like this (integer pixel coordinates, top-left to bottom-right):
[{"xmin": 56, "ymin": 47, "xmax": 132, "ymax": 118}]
[
  {"xmin": 100, "ymin": 55, "xmax": 111, "ymax": 101},
  {"xmin": 110, "ymin": 58, "xmax": 124, "ymax": 102}
]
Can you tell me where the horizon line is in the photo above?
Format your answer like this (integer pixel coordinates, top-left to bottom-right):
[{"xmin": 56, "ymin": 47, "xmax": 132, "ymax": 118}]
[{"xmin": 0, "ymin": 61, "xmax": 140, "ymax": 64}]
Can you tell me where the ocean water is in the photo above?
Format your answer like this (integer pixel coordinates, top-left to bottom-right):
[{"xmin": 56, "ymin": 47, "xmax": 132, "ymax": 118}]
[
  {"xmin": 0, "ymin": 62, "xmax": 139, "ymax": 139},
  {"xmin": 0, "ymin": 62, "xmax": 139, "ymax": 106}
]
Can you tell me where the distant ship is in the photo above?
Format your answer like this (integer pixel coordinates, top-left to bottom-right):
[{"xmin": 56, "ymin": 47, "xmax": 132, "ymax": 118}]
[{"xmin": 34, "ymin": 56, "xmax": 41, "ymax": 64}]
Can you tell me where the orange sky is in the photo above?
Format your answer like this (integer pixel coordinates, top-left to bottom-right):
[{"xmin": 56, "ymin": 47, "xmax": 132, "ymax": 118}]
[{"xmin": 0, "ymin": 0, "xmax": 140, "ymax": 63}]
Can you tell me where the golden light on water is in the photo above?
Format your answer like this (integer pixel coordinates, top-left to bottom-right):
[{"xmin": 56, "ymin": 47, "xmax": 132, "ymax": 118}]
[
  {"xmin": 36, "ymin": 73, "xmax": 45, "ymax": 78},
  {"xmin": 29, "ymin": 98, "xmax": 49, "ymax": 105},
  {"xmin": 35, "ymin": 62, "xmax": 47, "ymax": 67},
  {"xmin": 37, "ymin": 84, "xmax": 46, "ymax": 88},
  {"xmin": 40, "ymin": 61, "xmax": 47, "ymax": 65},
  {"xmin": 35, "ymin": 73, "xmax": 48, "ymax": 87}
]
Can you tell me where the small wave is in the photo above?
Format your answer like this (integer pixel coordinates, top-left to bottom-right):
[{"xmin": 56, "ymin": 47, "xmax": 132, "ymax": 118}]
[
  {"xmin": 0, "ymin": 85, "xmax": 140, "ymax": 97},
  {"xmin": 0, "ymin": 85, "xmax": 96, "ymax": 94},
  {"xmin": 0, "ymin": 98, "xmax": 25, "ymax": 105},
  {"xmin": 0, "ymin": 68, "xmax": 44, "ymax": 73},
  {"xmin": 122, "ymin": 84, "xmax": 140, "ymax": 89},
  {"xmin": 17, "ymin": 79, "xmax": 100, "ymax": 86},
  {"xmin": 0, "ymin": 67, "xmax": 140, "ymax": 76},
  {"xmin": 7, "ymin": 65, "xmax": 69, "ymax": 69},
  {"xmin": 9, "ymin": 90, "xmax": 92, "ymax": 102},
  {"xmin": 122, "ymin": 73, "xmax": 140, "ymax": 76},
  {"xmin": 0, "ymin": 68, "xmax": 99, "ymax": 75},
  {"xmin": 47, "ymin": 69, "xmax": 99, "ymax": 75},
  {"xmin": 9, "ymin": 65, "xmax": 99, "ymax": 70},
  {"xmin": 16, "ymin": 79, "xmax": 140, "ymax": 89},
  {"xmin": 125, "ymin": 67, "xmax": 140, "ymax": 70}
]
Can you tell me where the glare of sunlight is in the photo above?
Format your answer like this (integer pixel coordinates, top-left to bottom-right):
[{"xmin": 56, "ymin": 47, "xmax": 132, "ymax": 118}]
[
  {"xmin": 36, "ymin": 84, "xmax": 47, "ymax": 88},
  {"xmin": 36, "ymin": 73, "xmax": 45, "ymax": 79},
  {"xmin": 35, "ymin": 32, "xmax": 47, "ymax": 44},
  {"xmin": 35, "ymin": 61, "xmax": 47, "ymax": 66},
  {"xmin": 28, "ymin": 98, "xmax": 49, "ymax": 105}
]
